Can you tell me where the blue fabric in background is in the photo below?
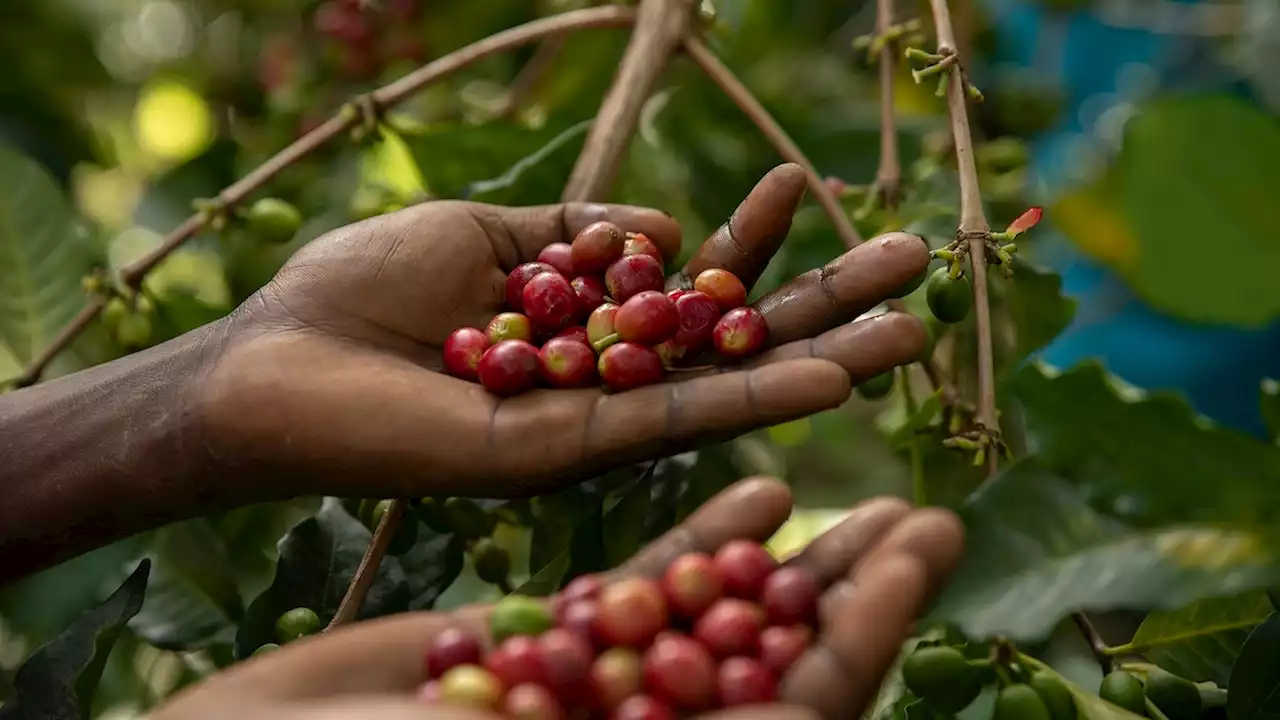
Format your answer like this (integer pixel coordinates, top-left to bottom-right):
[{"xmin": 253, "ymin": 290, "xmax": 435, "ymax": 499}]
[{"xmin": 978, "ymin": 0, "xmax": 1280, "ymax": 437}]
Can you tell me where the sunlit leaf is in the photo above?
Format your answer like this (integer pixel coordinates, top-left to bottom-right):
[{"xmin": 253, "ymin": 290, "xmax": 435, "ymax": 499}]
[{"xmin": 1114, "ymin": 591, "xmax": 1272, "ymax": 686}]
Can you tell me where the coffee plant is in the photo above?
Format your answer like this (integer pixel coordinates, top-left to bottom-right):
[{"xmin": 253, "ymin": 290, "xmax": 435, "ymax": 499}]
[{"xmin": 2, "ymin": 0, "xmax": 1279, "ymax": 718}]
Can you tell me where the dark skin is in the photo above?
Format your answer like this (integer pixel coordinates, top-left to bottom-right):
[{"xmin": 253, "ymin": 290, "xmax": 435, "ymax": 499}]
[{"xmin": 0, "ymin": 164, "xmax": 964, "ymax": 718}]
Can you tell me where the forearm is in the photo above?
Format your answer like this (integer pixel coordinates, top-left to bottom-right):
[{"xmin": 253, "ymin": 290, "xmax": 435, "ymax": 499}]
[{"xmin": 0, "ymin": 322, "xmax": 229, "ymax": 584}]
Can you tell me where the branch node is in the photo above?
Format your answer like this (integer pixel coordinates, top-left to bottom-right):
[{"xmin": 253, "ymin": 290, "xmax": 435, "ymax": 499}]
[
  {"xmin": 343, "ymin": 93, "xmax": 385, "ymax": 144},
  {"xmin": 191, "ymin": 197, "xmax": 231, "ymax": 234}
]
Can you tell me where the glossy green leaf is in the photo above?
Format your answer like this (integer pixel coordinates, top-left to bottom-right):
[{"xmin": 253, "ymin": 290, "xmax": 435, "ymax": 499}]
[
  {"xmin": 1014, "ymin": 361, "xmax": 1280, "ymax": 527},
  {"xmin": 1119, "ymin": 94, "xmax": 1280, "ymax": 326},
  {"xmin": 1113, "ymin": 591, "xmax": 1271, "ymax": 686},
  {"xmin": 1227, "ymin": 612, "xmax": 1280, "ymax": 717},
  {"xmin": 400, "ymin": 520, "xmax": 467, "ymax": 611},
  {"xmin": 0, "ymin": 560, "xmax": 149, "ymax": 720},
  {"xmin": 0, "ymin": 143, "xmax": 95, "ymax": 364},
  {"xmin": 232, "ymin": 499, "xmax": 409, "ymax": 659},
  {"xmin": 128, "ymin": 520, "xmax": 243, "ymax": 651},
  {"xmin": 603, "ymin": 465, "xmax": 657, "ymax": 567},
  {"xmin": 930, "ymin": 460, "xmax": 1280, "ymax": 641},
  {"xmin": 995, "ymin": 260, "xmax": 1077, "ymax": 375}
]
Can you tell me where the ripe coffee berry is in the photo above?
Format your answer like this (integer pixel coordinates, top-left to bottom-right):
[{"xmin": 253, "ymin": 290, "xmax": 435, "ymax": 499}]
[
  {"xmin": 693, "ymin": 268, "xmax": 747, "ymax": 311},
  {"xmin": 439, "ymin": 664, "xmax": 504, "ymax": 711},
  {"xmin": 598, "ymin": 343, "xmax": 665, "ymax": 391},
  {"xmin": 571, "ymin": 221, "xmax": 626, "ymax": 274},
  {"xmin": 693, "ymin": 599, "xmax": 765, "ymax": 658},
  {"xmin": 539, "ymin": 337, "xmax": 598, "ymax": 388},
  {"xmin": 613, "ymin": 695, "xmax": 675, "ymax": 720},
  {"xmin": 537, "ymin": 242, "xmax": 577, "ymax": 277},
  {"xmin": 713, "ymin": 540, "xmax": 778, "ymax": 598},
  {"xmin": 478, "ymin": 340, "xmax": 540, "ymax": 396},
  {"xmin": 717, "ymin": 657, "xmax": 778, "ymax": 706},
  {"xmin": 642, "ymin": 633, "xmax": 717, "ymax": 710},
  {"xmin": 487, "ymin": 312, "xmax": 533, "ymax": 345},
  {"xmin": 571, "ymin": 276, "xmax": 607, "ymax": 316},
  {"xmin": 443, "ymin": 327, "xmax": 489, "ymax": 381},
  {"xmin": 606, "ymin": 254, "xmax": 665, "ymax": 303},
  {"xmin": 587, "ymin": 304, "xmax": 620, "ymax": 349},
  {"xmin": 523, "ymin": 272, "xmax": 578, "ymax": 331},
  {"xmin": 506, "ymin": 262, "xmax": 558, "ymax": 311},
  {"xmin": 425, "ymin": 628, "xmax": 484, "ymax": 679},
  {"xmin": 713, "ymin": 307, "xmax": 769, "ymax": 359},
  {"xmin": 561, "ymin": 574, "xmax": 604, "ymax": 603},
  {"xmin": 555, "ymin": 326, "xmax": 590, "ymax": 346},
  {"xmin": 624, "ymin": 232, "xmax": 664, "ymax": 266},
  {"xmin": 661, "ymin": 552, "xmax": 724, "ymax": 618},
  {"xmin": 504, "ymin": 683, "xmax": 567, "ymax": 720},
  {"xmin": 538, "ymin": 629, "xmax": 594, "ymax": 705},
  {"xmin": 758, "ymin": 625, "xmax": 812, "ymax": 675},
  {"xmin": 760, "ymin": 566, "xmax": 820, "ymax": 626},
  {"xmin": 671, "ymin": 290, "xmax": 721, "ymax": 354},
  {"xmin": 591, "ymin": 647, "xmax": 645, "ymax": 712},
  {"xmin": 487, "ymin": 635, "xmax": 548, "ymax": 689},
  {"xmin": 593, "ymin": 577, "xmax": 669, "ymax": 648},
  {"xmin": 555, "ymin": 599, "xmax": 599, "ymax": 643},
  {"xmin": 615, "ymin": 291, "xmax": 680, "ymax": 345}
]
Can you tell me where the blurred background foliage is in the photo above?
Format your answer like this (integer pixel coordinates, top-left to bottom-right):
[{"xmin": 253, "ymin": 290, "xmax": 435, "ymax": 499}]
[{"xmin": 1, "ymin": 0, "xmax": 1278, "ymax": 716}]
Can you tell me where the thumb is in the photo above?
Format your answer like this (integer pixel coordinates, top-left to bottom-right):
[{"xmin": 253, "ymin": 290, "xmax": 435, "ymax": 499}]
[
  {"xmin": 475, "ymin": 202, "xmax": 683, "ymax": 268},
  {"xmin": 264, "ymin": 697, "xmax": 501, "ymax": 720},
  {"xmin": 696, "ymin": 705, "xmax": 825, "ymax": 720}
]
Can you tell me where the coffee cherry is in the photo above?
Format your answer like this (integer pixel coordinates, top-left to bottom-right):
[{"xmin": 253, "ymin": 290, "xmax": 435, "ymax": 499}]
[
  {"xmin": 416, "ymin": 497, "xmax": 453, "ymax": 533},
  {"xmin": 671, "ymin": 291, "xmax": 721, "ymax": 355},
  {"xmin": 642, "ymin": 633, "xmax": 717, "ymax": 710},
  {"xmin": 591, "ymin": 646, "xmax": 644, "ymax": 712},
  {"xmin": 443, "ymin": 498, "xmax": 495, "ymax": 539},
  {"xmin": 624, "ymin": 232, "xmax": 664, "ymax": 266},
  {"xmin": 478, "ymin": 340, "xmax": 540, "ymax": 396},
  {"xmin": 538, "ymin": 242, "xmax": 577, "ymax": 277},
  {"xmin": 505, "ymin": 683, "xmax": 568, "ymax": 720},
  {"xmin": 556, "ymin": 599, "xmax": 599, "ymax": 644},
  {"xmin": 598, "ymin": 343, "xmax": 665, "ymax": 391},
  {"xmin": 487, "ymin": 312, "xmax": 534, "ymax": 345},
  {"xmin": 712, "ymin": 540, "xmax": 778, "ymax": 598},
  {"xmin": 439, "ymin": 664, "xmax": 504, "ymax": 711},
  {"xmin": 587, "ymin": 303, "xmax": 620, "ymax": 349},
  {"xmin": 693, "ymin": 269, "xmax": 747, "ymax": 311},
  {"xmin": 443, "ymin": 328, "xmax": 490, "ymax": 381},
  {"xmin": 760, "ymin": 566, "xmax": 819, "ymax": 626},
  {"xmin": 758, "ymin": 625, "xmax": 812, "ymax": 675},
  {"xmin": 417, "ymin": 680, "xmax": 443, "ymax": 702},
  {"xmin": 571, "ymin": 276, "xmax": 607, "ymax": 316},
  {"xmin": 538, "ymin": 628, "xmax": 595, "ymax": 705},
  {"xmin": 661, "ymin": 552, "xmax": 724, "ymax": 618},
  {"xmin": 116, "ymin": 312, "xmax": 153, "ymax": 349},
  {"xmin": 368, "ymin": 499, "xmax": 419, "ymax": 555},
  {"xmin": 555, "ymin": 326, "xmax": 591, "ymax": 346},
  {"xmin": 615, "ymin": 291, "xmax": 680, "ymax": 345},
  {"xmin": 490, "ymin": 595, "xmax": 553, "ymax": 643},
  {"xmin": 712, "ymin": 307, "xmax": 769, "ymax": 359},
  {"xmin": 902, "ymin": 646, "xmax": 981, "ymax": 713},
  {"xmin": 612, "ymin": 695, "xmax": 675, "ymax": 720},
  {"xmin": 539, "ymin": 337, "xmax": 598, "ymax": 388},
  {"xmin": 1145, "ymin": 667, "xmax": 1200, "ymax": 720},
  {"xmin": 926, "ymin": 268, "xmax": 972, "ymax": 324},
  {"xmin": 275, "ymin": 607, "xmax": 322, "ymax": 643},
  {"xmin": 471, "ymin": 538, "xmax": 512, "ymax": 585},
  {"xmin": 693, "ymin": 599, "xmax": 765, "ymax": 658},
  {"xmin": 1028, "ymin": 670, "xmax": 1078, "ymax": 720},
  {"xmin": 524, "ymin": 272, "xmax": 578, "ymax": 331},
  {"xmin": 425, "ymin": 628, "xmax": 484, "ymax": 679},
  {"xmin": 561, "ymin": 574, "xmax": 604, "ymax": 602},
  {"xmin": 245, "ymin": 197, "xmax": 302, "ymax": 244},
  {"xmin": 667, "ymin": 289, "xmax": 690, "ymax": 303},
  {"xmin": 654, "ymin": 340, "xmax": 686, "ymax": 367},
  {"xmin": 487, "ymin": 635, "xmax": 549, "ymax": 688},
  {"xmin": 1098, "ymin": 671, "xmax": 1145, "ymax": 715},
  {"xmin": 856, "ymin": 372, "xmax": 895, "ymax": 400},
  {"xmin": 594, "ymin": 577, "xmax": 669, "ymax": 648},
  {"xmin": 605, "ymin": 254, "xmax": 665, "ymax": 304},
  {"xmin": 571, "ymin": 221, "xmax": 626, "ymax": 274},
  {"xmin": 506, "ymin": 262, "xmax": 558, "ymax": 311},
  {"xmin": 995, "ymin": 684, "xmax": 1051, "ymax": 720},
  {"xmin": 252, "ymin": 643, "xmax": 280, "ymax": 657},
  {"xmin": 717, "ymin": 656, "xmax": 778, "ymax": 706}
]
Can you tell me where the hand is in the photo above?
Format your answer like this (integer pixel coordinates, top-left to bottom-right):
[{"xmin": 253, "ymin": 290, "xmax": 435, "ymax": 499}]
[
  {"xmin": 152, "ymin": 477, "xmax": 964, "ymax": 720},
  {"xmin": 196, "ymin": 163, "xmax": 928, "ymax": 501}
]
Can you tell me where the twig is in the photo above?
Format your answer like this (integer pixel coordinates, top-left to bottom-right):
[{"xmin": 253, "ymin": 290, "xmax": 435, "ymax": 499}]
[
  {"xmin": 562, "ymin": 0, "xmax": 702, "ymax": 202},
  {"xmin": 874, "ymin": 0, "xmax": 902, "ymax": 206},
  {"xmin": 14, "ymin": 5, "xmax": 638, "ymax": 387},
  {"xmin": 681, "ymin": 36, "xmax": 863, "ymax": 250},
  {"xmin": 1072, "ymin": 612, "xmax": 1114, "ymax": 674},
  {"xmin": 326, "ymin": 498, "xmax": 409, "ymax": 631},
  {"xmin": 901, "ymin": 366, "xmax": 926, "ymax": 505}
]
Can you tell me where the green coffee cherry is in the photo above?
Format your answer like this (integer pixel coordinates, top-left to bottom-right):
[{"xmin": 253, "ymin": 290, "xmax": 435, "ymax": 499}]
[
  {"xmin": 926, "ymin": 267, "xmax": 972, "ymax": 324},
  {"xmin": 1144, "ymin": 668, "xmax": 1200, "ymax": 720},
  {"xmin": 855, "ymin": 371, "xmax": 895, "ymax": 400},
  {"xmin": 103, "ymin": 297, "xmax": 129, "ymax": 330},
  {"xmin": 471, "ymin": 538, "xmax": 512, "ymax": 585},
  {"xmin": 275, "ymin": 607, "xmax": 322, "ymax": 643},
  {"xmin": 444, "ymin": 498, "xmax": 496, "ymax": 539},
  {"xmin": 366, "ymin": 499, "xmax": 419, "ymax": 556},
  {"xmin": 417, "ymin": 497, "xmax": 454, "ymax": 534},
  {"xmin": 1099, "ymin": 671, "xmax": 1146, "ymax": 716},
  {"xmin": 252, "ymin": 642, "xmax": 281, "ymax": 657},
  {"xmin": 901, "ymin": 646, "xmax": 982, "ymax": 713},
  {"xmin": 995, "ymin": 684, "xmax": 1052, "ymax": 720},
  {"xmin": 489, "ymin": 595, "xmax": 552, "ymax": 643},
  {"xmin": 245, "ymin": 197, "xmax": 302, "ymax": 244},
  {"xmin": 115, "ymin": 311, "xmax": 153, "ymax": 348},
  {"xmin": 1029, "ymin": 670, "xmax": 1077, "ymax": 720}
]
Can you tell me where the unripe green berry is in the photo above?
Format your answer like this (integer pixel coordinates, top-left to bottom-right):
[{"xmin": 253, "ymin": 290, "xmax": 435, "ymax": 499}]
[
  {"xmin": 902, "ymin": 646, "xmax": 982, "ymax": 713},
  {"xmin": 489, "ymin": 595, "xmax": 552, "ymax": 643},
  {"xmin": 1099, "ymin": 671, "xmax": 1146, "ymax": 715},
  {"xmin": 103, "ymin": 297, "xmax": 128, "ymax": 330},
  {"xmin": 995, "ymin": 684, "xmax": 1052, "ymax": 720},
  {"xmin": 245, "ymin": 197, "xmax": 302, "ymax": 244},
  {"xmin": 417, "ymin": 497, "xmax": 454, "ymax": 534},
  {"xmin": 1028, "ymin": 670, "xmax": 1077, "ymax": 720},
  {"xmin": 275, "ymin": 607, "xmax": 322, "ymax": 643},
  {"xmin": 115, "ymin": 312, "xmax": 153, "ymax": 348},
  {"xmin": 856, "ymin": 371, "xmax": 895, "ymax": 400},
  {"xmin": 926, "ymin": 267, "xmax": 972, "ymax": 324},
  {"xmin": 366, "ymin": 499, "xmax": 419, "ymax": 556},
  {"xmin": 444, "ymin": 498, "xmax": 496, "ymax": 539},
  {"xmin": 471, "ymin": 538, "xmax": 511, "ymax": 585}
]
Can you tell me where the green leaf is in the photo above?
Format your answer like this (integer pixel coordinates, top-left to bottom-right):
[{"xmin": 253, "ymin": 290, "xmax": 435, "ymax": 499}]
[
  {"xmin": 1228, "ymin": 612, "xmax": 1280, "ymax": 717},
  {"xmin": 603, "ymin": 466, "xmax": 657, "ymax": 568},
  {"xmin": 1116, "ymin": 591, "xmax": 1272, "ymax": 686},
  {"xmin": 1118, "ymin": 94, "xmax": 1280, "ymax": 326},
  {"xmin": 1014, "ymin": 361, "xmax": 1280, "ymax": 527},
  {"xmin": 128, "ymin": 520, "xmax": 244, "ymax": 651},
  {"xmin": 400, "ymin": 521, "xmax": 467, "ymax": 611},
  {"xmin": 0, "ymin": 143, "xmax": 95, "ymax": 364},
  {"xmin": 232, "ymin": 499, "xmax": 409, "ymax": 659},
  {"xmin": 930, "ymin": 460, "xmax": 1280, "ymax": 641},
  {"xmin": 995, "ymin": 260, "xmax": 1077, "ymax": 375},
  {"xmin": 0, "ymin": 560, "xmax": 149, "ymax": 720},
  {"xmin": 1261, "ymin": 378, "xmax": 1280, "ymax": 445}
]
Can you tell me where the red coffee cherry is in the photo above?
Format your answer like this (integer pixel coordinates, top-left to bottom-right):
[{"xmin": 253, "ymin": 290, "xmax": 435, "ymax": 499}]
[
  {"xmin": 478, "ymin": 340, "xmax": 540, "ymax": 396},
  {"xmin": 671, "ymin": 290, "xmax": 721, "ymax": 355},
  {"xmin": 555, "ymin": 599, "xmax": 599, "ymax": 644},
  {"xmin": 760, "ymin": 566, "xmax": 820, "ymax": 626},
  {"xmin": 593, "ymin": 577, "xmax": 669, "ymax": 648},
  {"xmin": 425, "ymin": 627, "xmax": 484, "ymax": 679},
  {"xmin": 587, "ymin": 303, "xmax": 620, "ymax": 348},
  {"xmin": 615, "ymin": 291, "xmax": 680, "ymax": 345},
  {"xmin": 539, "ymin": 337, "xmax": 598, "ymax": 388},
  {"xmin": 523, "ymin": 272, "xmax": 578, "ymax": 331},
  {"xmin": 561, "ymin": 574, "xmax": 604, "ymax": 602},
  {"xmin": 605, "ymin": 254, "xmax": 665, "ymax": 303},
  {"xmin": 555, "ymin": 326, "xmax": 590, "ymax": 346},
  {"xmin": 538, "ymin": 242, "xmax": 577, "ymax": 277},
  {"xmin": 506, "ymin": 262, "xmax": 558, "ymax": 311},
  {"xmin": 624, "ymin": 232, "xmax": 664, "ymax": 266},
  {"xmin": 758, "ymin": 625, "xmax": 812, "ymax": 676},
  {"xmin": 712, "ymin": 307, "xmax": 769, "ymax": 359},
  {"xmin": 538, "ymin": 628, "xmax": 594, "ymax": 707},
  {"xmin": 443, "ymin": 328, "xmax": 489, "ymax": 381},
  {"xmin": 693, "ymin": 599, "xmax": 765, "ymax": 659},
  {"xmin": 598, "ymin": 343, "xmax": 665, "ymax": 391},
  {"xmin": 642, "ymin": 633, "xmax": 717, "ymax": 710},
  {"xmin": 712, "ymin": 540, "xmax": 778, "ymax": 599},
  {"xmin": 612, "ymin": 695, "xmax": 675, "ymax": 720},
  {"xmin": 486, "ymin": 635, "xmax": 548, "ymax": 689},
  {"xmin": 591, "ymin": 647, "xmax": 644, "ymax": 713},
  {"xmin": 693, "ymin": 268, "xmax": 747, "ymax": 311},
  {"xmin": 571, "ymin": 221, "xmax": 626, "ymax": 274},
  {"xmin": 505, "ymin": 683, "xmax": 568, "ymax": 720},
  {"xmin": 661, "ymin": 552, "xmax": 724, "ymax": 619},
  {"xmin": 717, "ymin": 657, "xmax": 778, "ymax": 706},
  {"xmin": 571, "ymin": 276, "xmax": 607, "ymax": 317}
]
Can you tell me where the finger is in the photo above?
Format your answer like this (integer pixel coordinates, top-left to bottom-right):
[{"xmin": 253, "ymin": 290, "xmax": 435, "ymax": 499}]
[
  {"xmin": 778, "ymin": 496, "xmax": 911, "ymax": 585},
  {"xmin": 261, "ymin": 698, "xmax": 502, "ymax": 720},
  {"xmin": 781, "ymin": 554, "xmax": 931, "ymax": 720},
  {"xmin": 756, "ymin": 231, "xmax": 930, "ymax": 346},
  {"xmin": 677, "ymin": 163, "xmax": 807, "ymax": 288},
  {"xmin": 471, "ymin": 201, "xmax": 684, "ymax": 268},
  {"xmin": 697, "ymin": 706, "xmax": 824, "ymax": 720},
  {"xmin": 616, "ymin": 476, "xmax": 794, "ymax": 578}
]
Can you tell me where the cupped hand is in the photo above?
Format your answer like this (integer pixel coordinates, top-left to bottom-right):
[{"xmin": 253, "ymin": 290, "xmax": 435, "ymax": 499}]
[
  {"xmin": 152, "ymin": 477, "xmax": 964, "ymax": 720},
  {"xmin": 197, "ymin": 163, "xmax": 929, "ymax": 500}
]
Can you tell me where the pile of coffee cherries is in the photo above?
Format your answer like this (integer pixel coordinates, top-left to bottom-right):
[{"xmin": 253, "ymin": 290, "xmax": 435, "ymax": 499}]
[
  {"xmin": 418, "ymin": 540, "xmax": 820, "ymax": 719},
  {"xmin": 443, "ymin": 221, "xmax": 769, "ymax": 396}
]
